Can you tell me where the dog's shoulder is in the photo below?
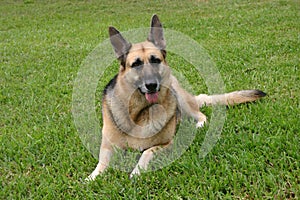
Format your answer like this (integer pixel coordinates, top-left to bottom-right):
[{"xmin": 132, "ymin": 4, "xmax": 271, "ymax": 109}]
[{"xmin": 103, "ymin": 74, "xmax": 118, "ymax": 96}]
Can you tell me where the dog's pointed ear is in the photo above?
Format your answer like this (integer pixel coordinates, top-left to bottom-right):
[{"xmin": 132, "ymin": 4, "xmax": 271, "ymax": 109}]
[
  {"xmin": 147, "ymin": 14, "xmax": 166, "ymax": 50},
  {"xmin": 109, "ymin": 26, "xmax": 132, "ymax": 59}
]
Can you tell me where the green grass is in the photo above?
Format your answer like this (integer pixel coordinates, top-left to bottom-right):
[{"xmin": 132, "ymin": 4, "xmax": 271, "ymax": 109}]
[{"xmin": 1, "ymin": 0, "xmax": 299, "ymax": 199}]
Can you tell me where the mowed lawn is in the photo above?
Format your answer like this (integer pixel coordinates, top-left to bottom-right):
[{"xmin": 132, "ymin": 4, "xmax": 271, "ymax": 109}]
[{"xmin": 1, "ymin": 0, "xmax": 299, "ymax": 199}]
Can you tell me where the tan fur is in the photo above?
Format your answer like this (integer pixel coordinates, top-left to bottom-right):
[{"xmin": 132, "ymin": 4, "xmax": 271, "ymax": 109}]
[
  {"xmin": 195, "ymin": 90, "xmax": 266, "ymax": 107},
  {"xmin": 86, "ymin": 15, "xmax": 266, "ymax": 181}
]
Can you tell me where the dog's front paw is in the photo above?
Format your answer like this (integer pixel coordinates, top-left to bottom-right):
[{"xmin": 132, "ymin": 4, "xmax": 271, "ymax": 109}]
[
  {"xmin": 129, "ymin": 167, "xmax": 141, "ymax": 179},
  {"xmin": 85, "ymin": 171, "xmax": 99, "ymax": 182}
]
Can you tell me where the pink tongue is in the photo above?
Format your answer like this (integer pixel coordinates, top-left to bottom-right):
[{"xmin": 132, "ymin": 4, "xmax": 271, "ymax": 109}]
[{"xmin": 145, "ymin": 92, "xmax": 159, "ymax": 104}]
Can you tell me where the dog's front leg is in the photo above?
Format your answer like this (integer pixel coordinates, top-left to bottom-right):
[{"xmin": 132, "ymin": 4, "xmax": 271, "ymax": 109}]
[
  {"xmin": 130, "ymin": 142, "xmax": 172, "ymax": 178},
  {"xmin": 86, "ymin": 147, "xmax": 113, "ymax": 181}
]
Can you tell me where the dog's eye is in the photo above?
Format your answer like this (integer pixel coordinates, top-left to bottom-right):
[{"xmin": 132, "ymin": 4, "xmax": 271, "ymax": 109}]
[
  {"xmin": 131, "ymin": 59, "xmax": 143, "ymax": 68},
  {"xmin": 150, "ymin": 56, "xmax": 161, "ymax": 64}
]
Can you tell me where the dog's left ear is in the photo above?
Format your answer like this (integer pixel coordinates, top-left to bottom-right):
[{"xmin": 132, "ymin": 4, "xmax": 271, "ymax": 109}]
[{"xmin": 148, "ymin": 14, "xmax": 166, "ymax": 50}]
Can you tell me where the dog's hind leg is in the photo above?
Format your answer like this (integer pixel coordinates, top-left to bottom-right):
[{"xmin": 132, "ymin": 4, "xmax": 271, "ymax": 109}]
[
  {"xmin": 194, "ymin": 111, "xmax": 207, "ymax": 128},
  {"xmin": 177, "ymin": 93, "xmax": 207, "ymax": 128},
  {"xmin": 130, "ymin": 141, "xmax": 172, "ymax": 178},
  {"xmin": 171, "ymin": 76, "xmax": 207, "ymax": 127}
]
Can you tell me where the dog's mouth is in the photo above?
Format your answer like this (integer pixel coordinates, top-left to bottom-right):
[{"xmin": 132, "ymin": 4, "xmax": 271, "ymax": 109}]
[
  {"xmin": 138, "ymin": 82, "xmax": 160, "ymax": 104},
  {"xmin": 145, "ymin": 92, "xmax": 159, "ymax": 104}
]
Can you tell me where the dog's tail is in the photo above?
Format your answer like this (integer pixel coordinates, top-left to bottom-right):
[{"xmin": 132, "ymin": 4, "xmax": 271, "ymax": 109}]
[{"xmin": 195, "ymin": 90, "xmax": 266, "ymax": 107}]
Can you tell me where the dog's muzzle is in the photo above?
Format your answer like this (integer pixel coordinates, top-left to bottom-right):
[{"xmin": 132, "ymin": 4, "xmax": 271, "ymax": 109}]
[
  {"xmin": 145, "ymin": 82, "xmax": 158, "ymax": 93},
  {"xmin": 139, "ymin": 80, "xmax": 160, "ymax": 104}
]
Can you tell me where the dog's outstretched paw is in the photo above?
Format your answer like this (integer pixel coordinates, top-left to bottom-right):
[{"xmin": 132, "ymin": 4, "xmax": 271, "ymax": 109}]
[
  {"xmin": 129, "ymin": 167, "xmax": 141, "ymax": 179},
  {"xmin": 84, "ymin": 171, "xmax": 99, "ymax": 182}
]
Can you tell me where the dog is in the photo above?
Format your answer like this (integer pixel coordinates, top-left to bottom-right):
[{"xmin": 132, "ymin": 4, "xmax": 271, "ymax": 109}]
[{"xmin": 86, "ymin": 14, "xmax": 266, "ymax": 180}]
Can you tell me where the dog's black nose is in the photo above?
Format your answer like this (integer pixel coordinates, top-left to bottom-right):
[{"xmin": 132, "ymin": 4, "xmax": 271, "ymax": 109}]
[{"xmin": 145, "ymin": 83, "xmax": 158, "ymax": 93}]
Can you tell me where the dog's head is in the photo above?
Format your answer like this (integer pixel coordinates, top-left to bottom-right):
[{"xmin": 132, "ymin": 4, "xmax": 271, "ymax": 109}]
[{"xmin": 109, "ymin": 15, "xmax": 171, "ymax": 104}]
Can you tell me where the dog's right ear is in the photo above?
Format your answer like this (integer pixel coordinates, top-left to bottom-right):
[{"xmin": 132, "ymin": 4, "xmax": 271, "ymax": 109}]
[{"xmin": 109, "ymin": 26, "xmax": 132, "ymax": 60}]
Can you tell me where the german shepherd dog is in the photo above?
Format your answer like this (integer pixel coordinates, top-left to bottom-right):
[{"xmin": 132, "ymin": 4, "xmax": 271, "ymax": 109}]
[{"xmin": 87, "ymin": 15, "xmax": 266, "ymax": 180}]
